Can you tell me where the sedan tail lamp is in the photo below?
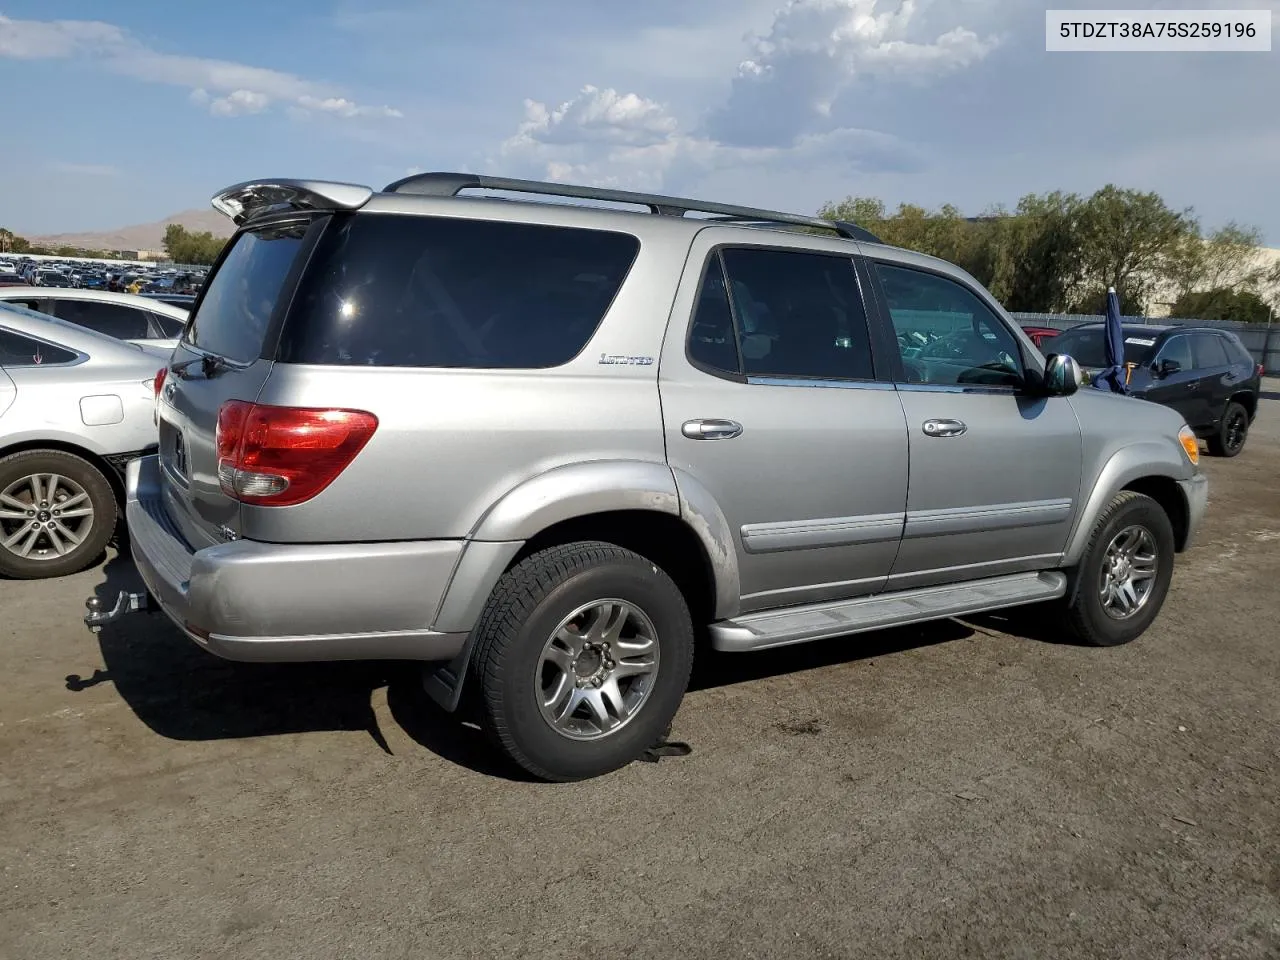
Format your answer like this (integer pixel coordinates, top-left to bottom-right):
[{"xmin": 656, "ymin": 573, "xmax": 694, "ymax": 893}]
[
  {"xmin": 153, "ymin": 366, "xmax": 167, "ymax": 398},
  {"xmin": 216, "ymin": 401, "xmax": 378, "ymax": 506}
]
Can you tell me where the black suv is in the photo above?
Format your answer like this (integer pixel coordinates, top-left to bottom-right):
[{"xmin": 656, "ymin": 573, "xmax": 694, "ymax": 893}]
[{"xmin": 1051, "ymin": 322, "xmax": 1263, "ymax": 457}]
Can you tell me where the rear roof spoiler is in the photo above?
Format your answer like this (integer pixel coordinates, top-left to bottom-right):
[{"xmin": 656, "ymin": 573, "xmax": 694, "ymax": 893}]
[{"xmin": 211, "ymin": 179, "xmax": 374, "ymax": 225}]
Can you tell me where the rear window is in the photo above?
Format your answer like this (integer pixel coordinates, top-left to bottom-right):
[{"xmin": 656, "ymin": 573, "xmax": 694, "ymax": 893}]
[
  {"xmin": 277, "ymin": 213, "xmax": 640, "ymax": 368},
  {"xmin": 185, "ymin": 221, "xmax": 310, "ymax": 363},
  {"xmin": 1052, "ymin": 327, "xmax": 1159, "ymax": 367}
]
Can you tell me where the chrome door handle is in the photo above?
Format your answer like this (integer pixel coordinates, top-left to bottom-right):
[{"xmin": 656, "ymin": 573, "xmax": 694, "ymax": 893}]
[
  {"xmin": 682, "ymin": 419, "xmax": 743, "ymax": 440},
  {"xmin": 922, "ymin": 419, "xmax": 967, "ymax": 438}
]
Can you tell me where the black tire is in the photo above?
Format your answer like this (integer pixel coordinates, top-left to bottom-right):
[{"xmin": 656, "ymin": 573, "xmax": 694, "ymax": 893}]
[
  {"xmin": 470, "ymin": 542, "xmax": 695, "ymax": 782},
  {"xmin": 1062, "ymin": 491, "xmax": 1175, "ymax": 647},
  {"xmin": 1207, "ymin": 401, "xmax": 1249, "ymax": 457},
  {"xmin": 0, "ymin": 450, "xmax": 117, "ymax": 580}
]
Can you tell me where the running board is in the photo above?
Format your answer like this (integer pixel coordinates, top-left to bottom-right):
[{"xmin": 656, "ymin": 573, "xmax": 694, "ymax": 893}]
[{"xmin": 709, "ymin": 571, "xmax": 1067, "ymax": 653}]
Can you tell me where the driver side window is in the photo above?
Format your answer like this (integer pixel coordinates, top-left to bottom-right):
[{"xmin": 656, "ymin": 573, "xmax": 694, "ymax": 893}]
[{"xmin": 873, "ymin": 262, "xmax": 1024, "ymax": 387}]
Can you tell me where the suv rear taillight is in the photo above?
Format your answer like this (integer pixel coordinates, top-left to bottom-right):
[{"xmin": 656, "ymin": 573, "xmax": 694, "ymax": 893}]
[
  {"xmin": 153, "ymin": 366, "xmax": 167, "ymax": 397},
  {"xmin": 1258, "ymin": 363, "xmax": 1265, "ymax": 377},
  {"xmin": 216, "ymin": 401, "xmax": 378, "ymax": 507}
]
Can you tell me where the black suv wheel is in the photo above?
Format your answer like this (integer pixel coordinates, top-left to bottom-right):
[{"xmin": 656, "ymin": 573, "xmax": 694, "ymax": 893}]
[{"xmin": 1207, "ymin": 400, "xmax": 1250, "ymax": 457}]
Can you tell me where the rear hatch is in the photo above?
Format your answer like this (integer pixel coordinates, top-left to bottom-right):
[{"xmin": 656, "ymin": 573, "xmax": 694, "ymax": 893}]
[{"xmin": 155, "ymin": 217, "xmax": 322, "ymax": 548}]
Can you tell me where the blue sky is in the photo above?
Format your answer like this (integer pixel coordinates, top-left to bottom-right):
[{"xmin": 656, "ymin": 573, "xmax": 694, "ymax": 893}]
[{"xmin": 2, "ymin": 0, "xmax": 1278, "ymax": 241}]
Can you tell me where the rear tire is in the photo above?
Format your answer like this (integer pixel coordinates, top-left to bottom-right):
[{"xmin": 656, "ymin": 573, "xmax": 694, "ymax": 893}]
[
  {"xmin": 0, "ymin": 450, "xmax": 116, "ymax": 580},
  {"xmin": 1062, "ymin": 491, "xmax": 1175, "ymax": 647},
  {"xmin": 470, "ymin": 542, "xmax": 695, "ymax": 782},
  {"xmin": 1207, "ymin": 401, "xmax": 1249, "ymax": 457}
]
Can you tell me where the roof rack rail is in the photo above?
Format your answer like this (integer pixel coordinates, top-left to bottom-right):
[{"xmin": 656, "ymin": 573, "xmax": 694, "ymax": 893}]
[{"xmin": 382, "ymin": 172, "xmax": 882, "ymax": 244}]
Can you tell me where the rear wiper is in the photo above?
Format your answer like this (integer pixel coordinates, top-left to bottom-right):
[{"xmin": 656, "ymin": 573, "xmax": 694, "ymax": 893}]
[{"xmin": 172, "ymin": 354, "xmax": 230, "ymax": 379}]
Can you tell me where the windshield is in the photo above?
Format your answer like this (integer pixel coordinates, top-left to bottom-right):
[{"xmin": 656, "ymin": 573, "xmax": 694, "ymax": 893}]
[{"xmin": 1051, "ymin": 327, "xmax": 1159, "ymax": 367}]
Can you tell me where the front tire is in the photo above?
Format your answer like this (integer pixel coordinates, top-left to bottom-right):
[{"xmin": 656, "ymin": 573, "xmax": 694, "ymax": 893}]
[
  {"xmin": 1207, "ymin": 401, "xmax": 1249, "ymax": 457},
  {"xmin": 0, "ymin": 450, "xmax": 116, "ymax": 580},
  {"xmin": 1062, "ymin": 491, "xmax": 1175, "ymax": 647},
  {"xmin": 470, "ymin": 542, "xmax": 695, "ymax": 782}
]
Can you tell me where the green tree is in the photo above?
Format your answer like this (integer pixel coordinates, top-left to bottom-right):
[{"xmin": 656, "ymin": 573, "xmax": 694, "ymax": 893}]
[
  {"xmin": 0, "ymin": 228, "xmax": 31, "ymax": 254},
  {"xmin": 1166, "ymin": 223, "xmax": 1268, "ymax": 301},
  {"xmin": 1170, "ymin": 288, "xmax": 1272, "ymax": 324},
  {"xmin": 163, "ymin": 224, "xmax": 226, "ymax": 265},
  {"xmin": 1075, "ymin": 185, "xmax": 1196, "ymax": 308},
  {"xmin": 985, "ymin": 192, "xmax": 1086, "ymax": 312}
]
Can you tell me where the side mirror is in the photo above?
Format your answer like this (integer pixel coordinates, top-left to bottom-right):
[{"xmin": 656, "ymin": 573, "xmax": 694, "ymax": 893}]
[
  {"xmin": 1158, "ymin": 358, "xmax": 1181, "ymax": 377},
  {"xmin": 1042, "ymin": 353, "xmax": 1081, "ymax": 397}
]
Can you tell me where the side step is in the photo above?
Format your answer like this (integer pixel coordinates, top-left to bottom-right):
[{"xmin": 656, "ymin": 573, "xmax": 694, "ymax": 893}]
[{"xmin": 709, "ymin": 571, "xmax": 1067, "ymax": 653}]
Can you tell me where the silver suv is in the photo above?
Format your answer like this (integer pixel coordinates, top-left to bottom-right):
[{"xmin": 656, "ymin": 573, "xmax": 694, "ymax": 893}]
[{"xmin": 86, "ymin": 173, "xmax": 1208, "ymax": 781}]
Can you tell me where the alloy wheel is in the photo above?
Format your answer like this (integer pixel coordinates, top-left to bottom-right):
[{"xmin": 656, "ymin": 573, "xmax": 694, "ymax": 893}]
[
  {"xmin": 535, "ymin": 599, "xmax": 661, "ymax": 741},
  {"xmin": 1099, "ymin": 524, "xmax": 1159, "ymax": 620},
  {"xmin": 0, "ymin": 473, "xmax": 95, "ymax": 562}
]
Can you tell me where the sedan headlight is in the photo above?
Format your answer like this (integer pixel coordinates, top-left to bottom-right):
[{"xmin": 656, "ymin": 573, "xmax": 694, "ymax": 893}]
[{"xmin": 1178, "ymin": 424, "xmax": 1200, "ymax": 466}]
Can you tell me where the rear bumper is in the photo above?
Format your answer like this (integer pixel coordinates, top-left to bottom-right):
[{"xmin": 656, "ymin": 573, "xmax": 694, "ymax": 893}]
[
  {"xmin": 122, "ymin": 455, "xmax": 468, "ymax": 663},
  {"xmin": 1177, "ymin": 473, "xmax": 1209, "ymax": 551}
]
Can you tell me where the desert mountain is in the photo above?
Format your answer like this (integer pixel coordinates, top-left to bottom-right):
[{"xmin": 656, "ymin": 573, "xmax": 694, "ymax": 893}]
[{"xmin": 30, "ymin": 208, "xmax": 234, "ymax": 252}]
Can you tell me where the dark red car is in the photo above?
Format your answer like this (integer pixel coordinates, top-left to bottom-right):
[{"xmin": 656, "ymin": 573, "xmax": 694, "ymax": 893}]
[{"xmin": 1020, "ymin": 324, "xmax": 1061, "ymax": 349}]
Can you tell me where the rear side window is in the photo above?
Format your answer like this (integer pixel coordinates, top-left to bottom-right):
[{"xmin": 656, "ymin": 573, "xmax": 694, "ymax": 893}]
[
  {"xmin": 51, "ymin": 299, "xmax": 151, "ymax": 340},
  {"xmin": 0, "ymin": 329, "xmax": 78, "ymax": 367},
  {"xmin": 186, "ymin": 222, "xmax": 310, "ymax": 363},
  {"xmin": 687, "ymin": 248, "xmax": 875, "ymax": 381},
  {"xmin": 150, "ymin": 311, "xmax": 185, "ymax": 338},
  {"xmin": 278, "ymin": 214, "xmax": 640, "ymax": 368},
  {"xmin": 1192, "ymin": 334, "xmax": 1228, "ymax": 369}
]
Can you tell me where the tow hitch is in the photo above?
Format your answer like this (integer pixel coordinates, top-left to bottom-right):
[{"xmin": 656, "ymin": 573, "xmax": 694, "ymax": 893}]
[{"xmin": 84, "ymin": 591, "xmax": 152, "ymax": 632}]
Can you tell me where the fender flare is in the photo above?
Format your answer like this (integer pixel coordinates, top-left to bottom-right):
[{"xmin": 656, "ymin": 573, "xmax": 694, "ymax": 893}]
[
  {"xmin": 1061, "ymin": 440, "xmax": 1194, "ymax": 568},
  {"xmin": 460, "ymin": 458, "xmax": 740, "ymax": 620},
  {"xmin": 424, "ymin": 460, "xmax": 742, "ymax": 712},
  {"xmin": 469, "ymin": 459, "xmax": 681, "ymax": 542}
]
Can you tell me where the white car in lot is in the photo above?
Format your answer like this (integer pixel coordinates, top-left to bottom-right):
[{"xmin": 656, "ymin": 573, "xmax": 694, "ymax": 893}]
[
  {"xmin": 0, "ymin": 302, "xmax": 168, "ymax": 579},
  {"xmin": 0, "ymin": 287, "xmax": 188, "ymax": 351}
]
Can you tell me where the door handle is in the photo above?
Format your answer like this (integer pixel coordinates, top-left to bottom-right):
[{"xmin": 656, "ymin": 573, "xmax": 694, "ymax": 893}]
[
  {"xmin": 922, "ymin": 418, "xmax": 967, "ymax": 438},
  {"xmin": 682, "ymin": 419, "xmax": 743, "ymax": 440}
]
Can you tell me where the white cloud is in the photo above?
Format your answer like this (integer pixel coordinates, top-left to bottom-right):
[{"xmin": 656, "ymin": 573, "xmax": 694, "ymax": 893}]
[
  {"xmin": 496, "ymin": 84, "xmax": 919, "ymax": 194},
  {"xmin": 710, "ymin": 0, "xmax": 1001, "ymax": 144},
  {"xmin": 0, "ymin": 14, "xmax": 123, "ymax": 58},
  {"xmin": 208, "ymin": 89, "xmax": 270, "ymax": 117},
  {"xmin": 0, "ymin": 13, "xmax": 400, "ymax": 122},
  {"xmin": 495, "ymin": 1, "xmax": 986, "ymax": 193}
]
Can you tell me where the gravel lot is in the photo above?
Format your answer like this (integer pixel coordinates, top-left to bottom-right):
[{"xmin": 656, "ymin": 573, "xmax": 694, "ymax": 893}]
[{"xmin": 3, "ymin": 383, "xmax": 1279, "ymax": 960}]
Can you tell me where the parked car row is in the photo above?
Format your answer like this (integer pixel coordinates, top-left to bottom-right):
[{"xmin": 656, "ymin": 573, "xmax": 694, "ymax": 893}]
[{"xmin": 0, "ymin": 256, "xmax": 206, "ymax": 295}]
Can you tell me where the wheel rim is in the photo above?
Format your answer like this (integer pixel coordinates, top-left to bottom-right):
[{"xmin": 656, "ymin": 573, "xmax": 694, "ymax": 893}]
[
  {"xmin": 535, "ymin": 599, "xmax": 661, "ymax": 741},
  {"xmin": 0, "ymin": 473, "xmax": 95, "ymax": 562},
  {"xmin": 1225, "ymin": 411, "xmax": 1247, "ymax": 452},
  {"xmin": 1098, "ymin": 524, "xmax": 1159, "ymax": 620}
]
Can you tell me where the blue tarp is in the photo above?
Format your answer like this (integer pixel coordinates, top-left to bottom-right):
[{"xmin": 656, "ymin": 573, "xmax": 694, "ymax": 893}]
[{"xmin": 1091, "ymin": 287, "xmax": 1129, "ymax": 394}]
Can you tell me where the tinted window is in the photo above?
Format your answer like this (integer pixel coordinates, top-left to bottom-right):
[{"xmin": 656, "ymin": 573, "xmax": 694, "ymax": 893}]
[
  {"xmin": 51, "ymin": 299, "xmax": 151, "ymax": 340},
  {"xmin": 187, "ymin": 221, "xmax": 310, "ymax": 363},
  {"xmin": 714, "ymin": 248, "xmax": 873, "ymax": 380},
  {"xmin": 1051, "ymin": 327, "xmax": 1160, "ymax": 368},
  {"xmin": 279, "ymin": 214, "xmax": 640, "ymax": 368},
  {"xmin": 1156, "ymin": 335, "xmax": 1192, "ymax": 371},
  {"xmin": 0, "ymin": 329, "xmax": 78, "ymax": 366},
  {"xmin": 874, "ymin": 263, "xmax": 1022, "ymax": 386},
  {"xmin": 1192, "ymin": 334, "xmax": 1229, "ymax": 369},
  {"xmin": 687, "ymin": 257, "xmax": 739, "ymax": 374},
  {"xmin": 150, "ymin": 311, "xmax": 185, "ymax": 338},
  {"xmin": 1221, "ymin": 334, "xmax": 1255, "ymax": 367}
]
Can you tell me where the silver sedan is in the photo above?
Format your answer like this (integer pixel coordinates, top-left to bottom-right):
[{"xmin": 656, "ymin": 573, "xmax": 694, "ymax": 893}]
[{"xmin": 0, "ymin": 302, "xmax": 168, "ymax": 579}]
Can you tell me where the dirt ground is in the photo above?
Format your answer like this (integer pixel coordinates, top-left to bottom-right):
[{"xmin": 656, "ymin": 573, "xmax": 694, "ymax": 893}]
[{"xmin": 3, "ymin": 385, "xmax": 1278, "ymax": 960}]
